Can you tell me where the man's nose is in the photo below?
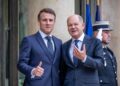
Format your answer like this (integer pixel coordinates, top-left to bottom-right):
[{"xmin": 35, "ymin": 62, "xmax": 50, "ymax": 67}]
[
  {"xmin": 71, "ymin": 25, "xmax": 75, "ymax": 28},
  {"xmin": 46, "ymin": 20, "xmax": 50, "ymax": 24}
]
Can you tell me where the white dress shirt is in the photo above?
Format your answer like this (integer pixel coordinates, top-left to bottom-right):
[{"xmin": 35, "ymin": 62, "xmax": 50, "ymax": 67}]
[
  {"xmin": 69, "ymin": 33, "xmax": 86, "ymax": 63},
  {"xmin": 39, "ymin": 30, "xmax": 55, "ymax": 51}
]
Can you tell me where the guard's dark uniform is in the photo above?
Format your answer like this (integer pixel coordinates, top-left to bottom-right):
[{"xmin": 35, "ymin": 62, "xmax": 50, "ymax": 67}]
[{"xmin": 98, "ymin": 47, "xmax": 118, "ymax": 86}]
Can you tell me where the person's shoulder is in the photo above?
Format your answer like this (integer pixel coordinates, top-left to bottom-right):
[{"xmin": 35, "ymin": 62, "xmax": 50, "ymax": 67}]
[
  {"xmin": 63, "ymin": 39, "xmax": 72, "ymax": 46},
  {"xmin": 107, "ymin": 47, "xmax": 114, "ymax": 53},
  {"xmin": 52, "ymin": 36, "xmax": 62, "ymax": 43},
  {"xmin": 22, "ymin": 32, "xmax": 38, "ymax": 41},
  {"xmin": 85, "ymin": 35, "xmax": 101, "ymax": 44}
]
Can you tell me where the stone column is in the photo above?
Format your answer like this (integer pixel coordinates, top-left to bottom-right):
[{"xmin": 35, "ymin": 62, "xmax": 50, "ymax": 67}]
[
  {"xmin": 0, "ymin": 0, "xmax": 4, "ymax": 85},
  {"xmin": 27, "ymin": 0, "xmax": 74, "ymax": 42},
  {"xmin": 9, "ymin": 0, "xmax": 18, "ymax": 85},
  {"xmin": 101, "ymin": 0, "xmax": 120, "ymax": 85}
]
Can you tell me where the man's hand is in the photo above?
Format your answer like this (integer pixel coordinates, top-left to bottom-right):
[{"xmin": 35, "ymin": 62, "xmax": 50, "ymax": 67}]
[
  {"xmin": 73, "ymin": 44, "xmax": 87, "ymax": 61},
  {"xmin": 32, "ymin": 61, "xmax": 44, "ymax": 77}
]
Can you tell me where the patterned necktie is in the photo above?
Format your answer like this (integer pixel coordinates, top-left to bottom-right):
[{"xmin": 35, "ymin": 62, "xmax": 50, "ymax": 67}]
[
  {"xmin": 46, "ymin": 36, "xmax": 54, "ymax": 55},
  {"xmin": 73, "ymin": 40, "xmax": 79, "ymax": 66}
]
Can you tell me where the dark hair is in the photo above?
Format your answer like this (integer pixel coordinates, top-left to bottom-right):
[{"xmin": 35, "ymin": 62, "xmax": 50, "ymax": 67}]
[{"xmin": 38, "ymin": 8, "xmax": 56, "ymax": 21}]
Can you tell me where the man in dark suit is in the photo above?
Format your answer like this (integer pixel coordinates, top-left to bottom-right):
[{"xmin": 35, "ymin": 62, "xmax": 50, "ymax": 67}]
[
  {"xmin": 60, "ymin": 14, "xmax": 104, "ymax": 86},
  {"xmin": 17, "ymin": 8, "xmax": 62, "ymax": 86},
  {"xmin": 93, "ymin": 21, "xmax": 118, "ymax": 86}
]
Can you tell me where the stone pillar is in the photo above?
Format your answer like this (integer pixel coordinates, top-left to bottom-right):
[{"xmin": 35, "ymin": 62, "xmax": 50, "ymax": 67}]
[
  {"xmin": 9, "ymin": 0, "xmax": 18, "ymax": 85},
  {"xmin": 101, "ymin": 0, "xmax": 120, "ymax": 85},
  {"xmin": 27, "ymin": 0, "xmax": 74, "ymax": 42},
  {"xmin": 0, "ymin": 0, "xmax": 4, "ymax": 85}
]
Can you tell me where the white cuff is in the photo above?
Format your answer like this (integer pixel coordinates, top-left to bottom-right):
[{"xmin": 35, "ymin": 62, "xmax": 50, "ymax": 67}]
[
  {"xmin": 82, "ymin": 55, "xmax": 87, "ymax": 63},
  {"xmin": 31, "ymin": 68, "xmax": 35, "ymax": 78}
]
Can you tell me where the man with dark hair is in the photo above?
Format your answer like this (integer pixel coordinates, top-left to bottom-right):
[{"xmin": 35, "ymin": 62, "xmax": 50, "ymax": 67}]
[
  {"xmin": 17, "ymin": 8, "xmax": 62, "ymax": 86},
  {"xmin": 37, "ymin": 8, "xmax": 56, "ymax": 21},
  {"xmin": 93, "ymin": 21, "xmax": 118, "ymax": 86}
]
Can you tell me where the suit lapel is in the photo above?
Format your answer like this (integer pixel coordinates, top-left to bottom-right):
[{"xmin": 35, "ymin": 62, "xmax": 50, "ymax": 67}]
[
  {"xmin": 35, "ymin": 32, "xmax": 53, "ymax": 62},
  {"xmin": 52, "ymin": 36, "xmax": 58, "ymax": 63},
  {"xmin": 81, "ymin": 35, "xmax": 90, "ymax": 53},
  {"xmin": 65, "ymin": 39, "xmax": 75, "ymax": 67}
]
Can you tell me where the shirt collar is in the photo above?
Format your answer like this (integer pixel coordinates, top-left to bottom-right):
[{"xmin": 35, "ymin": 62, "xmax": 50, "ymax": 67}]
[
  {"xmin": 72, "ymin": 33, "xmax": 85, "ymax": 42},
  {"xmin": 39, "ymin": 30, "xmax": 52, "ymax": 39},
  {"xmin": 102, "ymin": 44, "xmax": 109, "ymax": 48}
]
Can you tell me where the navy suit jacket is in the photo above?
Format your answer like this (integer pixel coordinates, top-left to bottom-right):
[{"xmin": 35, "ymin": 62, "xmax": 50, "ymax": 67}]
[
  {"xmin": 60, "ymin": 35, "xmax": 104, "ymax": 86},
  {"xmin": 17, "ymin": 32, "xmax": 62, "ymax": 86},
  {"xmin": 98, "ymin": 47, "xmax": 118, "ymax": 86}
]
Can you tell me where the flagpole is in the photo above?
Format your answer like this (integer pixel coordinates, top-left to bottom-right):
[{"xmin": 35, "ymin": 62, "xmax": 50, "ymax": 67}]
[
  {"xmin": 97, "ymin": 0, "xmax": 101, "ymax": 5},
  {"xmin": 86, "ymin": 0, "xmax": 89, "ymax": 4},
  {"xmin": 85, "ymin": 0, "xmax": 93, "ymax": 37},
  {"xmin": 96, "ymin": 0, "xmax": 102, "ymax": 40},
  {"xmin": 95, "ymin": 0, "xmax": 101, "ymax": 21}
]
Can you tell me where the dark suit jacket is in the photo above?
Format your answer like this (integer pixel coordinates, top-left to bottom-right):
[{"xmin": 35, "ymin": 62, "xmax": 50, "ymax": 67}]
[
  {"xmin": 60, "ymin": 35, "xmax": 104, "ymax": 86},
  {"xmin": 98, "ymin": 47, "xmax": 118, "ymax": 86},
  {"xmin": 17, "ymin": 32, "xmax": 62, "ymax": 86}
]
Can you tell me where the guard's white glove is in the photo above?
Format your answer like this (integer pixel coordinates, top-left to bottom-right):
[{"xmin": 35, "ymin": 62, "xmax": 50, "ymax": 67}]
[{"xmin": 96, "ymin": 29, "xmax": 102, "ymax": 41}]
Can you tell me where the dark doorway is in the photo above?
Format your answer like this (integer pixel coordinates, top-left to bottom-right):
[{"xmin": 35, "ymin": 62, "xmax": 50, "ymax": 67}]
[{"xmin": 0, "ymin": 0, "xmax": 19, "ymax": 86}]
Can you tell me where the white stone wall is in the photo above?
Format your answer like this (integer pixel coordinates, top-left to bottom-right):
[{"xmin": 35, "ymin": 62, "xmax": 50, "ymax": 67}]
[
  {"xmin": 101, "ymin": 0, "xmax": 120, "ymax": 85},
  {"xmin": 27, "ymin": 0, "xmax": 74, "ymax": 42},
  {"xmin": 26, "ymin": 0, "xmax": 120, "ymax": 85}
]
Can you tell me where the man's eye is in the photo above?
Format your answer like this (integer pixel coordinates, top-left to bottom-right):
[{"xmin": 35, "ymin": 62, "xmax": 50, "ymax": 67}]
[
  {"xmin": 74, "ymin": 23, "xmax": 78, "ymax": 26},
  {"xmin": 49, "ymin": 19, "xmax": 53, "ymax": 22},
  {"xmin": 42, "ymin": 19, "xmax": 47, "ymax": 21}
]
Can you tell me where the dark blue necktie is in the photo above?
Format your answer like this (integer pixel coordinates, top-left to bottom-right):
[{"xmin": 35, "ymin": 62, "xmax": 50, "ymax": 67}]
[
  {"xmin": 46, "ymin": 36, "xmax": 54, "ymax": 55},
  {"xmin": 73, "ymin": 40, "xmax": 79, "ymax": 66}
]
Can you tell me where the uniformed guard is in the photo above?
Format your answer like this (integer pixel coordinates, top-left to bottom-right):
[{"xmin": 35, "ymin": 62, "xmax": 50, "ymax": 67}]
[{"xmin": 93, "ymin": 21, "xmax": 118, "ymax": 86}]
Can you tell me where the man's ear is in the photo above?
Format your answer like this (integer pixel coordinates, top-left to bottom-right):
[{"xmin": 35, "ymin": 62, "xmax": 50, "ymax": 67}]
[
  {"xmin": 94, "ymin": 31, "xmax": 99, "ymax": 37},
  {"xmin": 82, "ymin": 23, "xmax": 85, "ymax": 30}
]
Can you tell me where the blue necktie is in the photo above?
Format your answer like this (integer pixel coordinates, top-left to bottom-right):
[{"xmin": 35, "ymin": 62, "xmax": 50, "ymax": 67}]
[
  {"xmin": 46, "ymin": 36, "xmax": 54, "ymax": 55},
  {"xmin": 73, "ymin": 40, "xmax": 79, "ymax": 66}
]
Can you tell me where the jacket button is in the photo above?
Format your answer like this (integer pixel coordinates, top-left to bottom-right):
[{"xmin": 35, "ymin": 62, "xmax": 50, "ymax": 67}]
[
  {"xmin": 113, "ymin": 65, "xmax": 115, "ymax": 68},
  {"xmin": 100, "ymin": 80, "xmax": 103, "ymax": 83}
]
